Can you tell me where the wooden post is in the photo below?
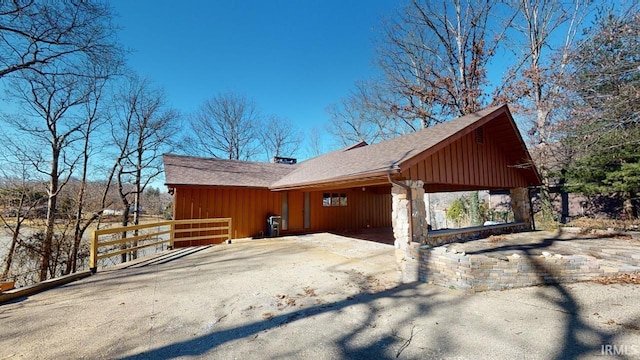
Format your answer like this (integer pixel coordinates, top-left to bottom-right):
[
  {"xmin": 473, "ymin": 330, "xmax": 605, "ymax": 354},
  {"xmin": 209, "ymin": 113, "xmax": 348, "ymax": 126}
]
[
  {"xmin": 169, "ymin": 221, "xmax": 175, "ymax": 249},
  {"xmin": 89, "ymin": 230, "xmax": 98, "ymax": 274}
]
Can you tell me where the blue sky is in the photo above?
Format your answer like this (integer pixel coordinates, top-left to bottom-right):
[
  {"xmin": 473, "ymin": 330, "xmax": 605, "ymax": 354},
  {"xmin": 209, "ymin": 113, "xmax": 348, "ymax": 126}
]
[{"xmin": 112, "ymin": 1, "xmax": 400, "ymax": 155}]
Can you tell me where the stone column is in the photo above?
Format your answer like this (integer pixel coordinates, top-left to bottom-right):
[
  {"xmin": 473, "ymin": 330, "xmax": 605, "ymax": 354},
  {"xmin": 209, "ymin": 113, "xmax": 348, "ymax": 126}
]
[
  {"xmin": 510, "ymin": 187, "xmax": 532, "ymax": 229},
  {"xmin": 391, "ymin": 180, "xmax": 428, "ymax": 283}
]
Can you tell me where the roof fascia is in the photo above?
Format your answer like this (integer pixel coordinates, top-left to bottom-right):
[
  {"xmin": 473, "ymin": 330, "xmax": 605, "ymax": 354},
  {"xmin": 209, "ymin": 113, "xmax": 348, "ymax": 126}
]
[{"xmin": 269, "ymin": 170, "xmax": 396, "ymax": 192}]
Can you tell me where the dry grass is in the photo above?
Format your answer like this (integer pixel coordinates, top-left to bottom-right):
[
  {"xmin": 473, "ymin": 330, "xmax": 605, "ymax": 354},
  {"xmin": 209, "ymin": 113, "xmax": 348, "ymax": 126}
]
[{"xmin": 567, "ymin": 217, "xmax": 640, "ymax": 231}]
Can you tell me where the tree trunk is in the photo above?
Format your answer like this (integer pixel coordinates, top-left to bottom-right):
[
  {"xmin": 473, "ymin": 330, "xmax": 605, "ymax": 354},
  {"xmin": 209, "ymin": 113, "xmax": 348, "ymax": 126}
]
[
  {"xmin": 1, "ymin": 191, "xmax": 28, "ymax": 280},
  {"xmin": 624, "ymin": 192, "xmax": 636, "ymax": 219},
  {"xmin": 40, "ymin": 147, "xmax": 60, "ymax": 281},
  {"xmin": 131, "ymin": 141, "xmax": 144, "ymax": 261},
  {"xmin": 1, "ymin": 220, "xmax": 21, "ymax": 281},
  {"xmin": 120, "ymin": 203, "xmax": 130, "ymax": 263}
]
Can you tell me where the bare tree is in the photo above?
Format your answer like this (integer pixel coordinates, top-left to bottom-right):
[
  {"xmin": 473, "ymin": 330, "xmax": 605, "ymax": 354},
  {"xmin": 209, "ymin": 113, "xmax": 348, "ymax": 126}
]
[
  {"xmin": 330, "ymin": 0, "xmax": 511, "ymax": 146},
  {"xmin": 110, "ymin": 75, "xmax": 179, "ymax": 260},
  {"xmin": 0, "ymin": 161, "xmax": 46, "ymax": 281},
  {"xmin": 0, "ymin": 0, "xmax": 122, "ymax": 281},
  {"xmin": 65, "ymin": 63, "xmax": 118, "ymax": 274},
  {"xmin": 306, "ymin": 126, "xmax": 325, "ymax": 158},
  {"xmin": 327, "ymin": 80, "xmax": 414, "ymax": 146},
  {"xmin": 187, "ymin": 92, "xmax": 261, "ymax": 160},
  {"xmin": 260, "ymin": 115, "xmax": 303, "ymax": 161},
  {"xmin": 496, "ymin": 0, "xmax": 591, "ymax": 224},
  {"xmin": 0, "ymin": 0, "xmax": 121, "ymax": 79},
  {"xmin": 2, "ymin": 69, "xmax": 97, "ymax": 281},
  {"xmin": 379, "ymin": 0, "xmax": 510, "ymax": 119}
]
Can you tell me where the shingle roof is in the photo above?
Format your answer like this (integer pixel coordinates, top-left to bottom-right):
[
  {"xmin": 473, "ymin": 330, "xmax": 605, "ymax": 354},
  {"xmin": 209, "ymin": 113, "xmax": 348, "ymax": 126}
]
[
  {"xmin": 270, "ymin": 105, "xmax": 506, "ymax": 189},
  {"xmin": 163, "ymin": 105, "xmax": 539, "ymax": 190},
  {"xmin": 163, "ymin": 154, "xmax": 296, "ymax": 188}
]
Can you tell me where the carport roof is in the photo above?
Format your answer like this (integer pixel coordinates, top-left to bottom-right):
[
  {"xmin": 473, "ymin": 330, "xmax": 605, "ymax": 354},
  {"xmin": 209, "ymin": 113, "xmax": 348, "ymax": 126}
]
[{"xmin": 270, "ymin": 104, "xmax": 540, "ymax": 190}]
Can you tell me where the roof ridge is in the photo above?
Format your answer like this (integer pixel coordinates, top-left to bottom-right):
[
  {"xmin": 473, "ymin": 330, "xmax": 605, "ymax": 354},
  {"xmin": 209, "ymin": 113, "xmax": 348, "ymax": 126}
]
[{"xmin": 163, "ymin": 153, "xmax": 297, "ymax": 168}]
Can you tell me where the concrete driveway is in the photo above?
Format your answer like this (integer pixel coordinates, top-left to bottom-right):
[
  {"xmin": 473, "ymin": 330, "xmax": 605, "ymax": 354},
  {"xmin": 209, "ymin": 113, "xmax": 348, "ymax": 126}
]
[{"xmin": 1, "ymin": 233, "xmax": 639, "ymax": 359}]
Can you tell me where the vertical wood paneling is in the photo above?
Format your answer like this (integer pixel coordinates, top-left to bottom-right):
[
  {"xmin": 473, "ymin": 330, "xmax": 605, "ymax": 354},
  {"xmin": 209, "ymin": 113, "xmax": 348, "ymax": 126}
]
[
  {"xmin": 418, "ymin": 158, "xmax": 426, "ymax": 183},
  {"xmin": 438, "ymin": 150, "xmax": 446, "ymax": 183},
  {"xmin": 299, "ymin": 188, "xmax": 392, "ymax": 232},
  {"xmin": 470, "ymin": 135, "xmax": 478, "ymax": 185},
  {"xmin": 487, "ymin": 141, "xmax": 495, "ymax": 186},
  {"xmin": 441, "ymin": 146, "xmax": 451, "ymax": 184},
  {"xmin": 451, "ymin": 143, "xmax": 459, "ymax": 184},
  {"xmin": 461, "ymin": 138, "xmax": 468, "ymax": 185},
  {"xmin": 239, "ymin": 189, "xmax": 245, "ymax": 237},
  {"xmin": 479, "ymin": 136, "xmax": 486, "ymax": 185},
  {"xmin": 499, "ymin": 145, "xmax": 505, "ymax": 186},
  {"xmin": 174, "ymin": 187, "xmax": 285, "ymax": 241},
  {"xmin": 502, "ymin": 155, "xmax": 508, "ymax": 186},
  {"xmin": 455, "ymin": 141, "xmax": 462, "ymax": 184},
  {"xmin": 188, "ymin": 188, "xmax": 194, "ymax": 219},
  {"xmin": 432, "ymin": 154, "xmax": 440, "ymax": 183},
  {"xmin": 392, "ymin": 130, "xmax": 531, "ymax": 190},
  {"xmin": 496, "ymin": 143, "xmax": 502, "ymax": 187},
  {"xmin": 497, "ymin": 156, "xmax": 502, "ymax": 187},
  {"xmin": 498, "ymin": 144, "xmax": 505, "ymax": 187},
  {"xmin": 425, "ymin": 156, "xmax": 433, "ymax": 182},
  {"xmin": 465, "ymin": 135, "xmax": 473, "ymax": 185}
]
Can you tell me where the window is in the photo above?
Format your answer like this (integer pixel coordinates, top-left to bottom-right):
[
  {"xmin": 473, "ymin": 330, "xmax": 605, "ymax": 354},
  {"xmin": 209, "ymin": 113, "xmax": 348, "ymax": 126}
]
[
  {"xmin": 323, "ymin": 193, "xmax": 347, "ymax": 207},
  {"xmin": 331, "ymin": 193, "xmax": 339, "ymax": 206},
  {"xmin": 323, "ymin": 193, "xmax": 331, "ymax": 206}
]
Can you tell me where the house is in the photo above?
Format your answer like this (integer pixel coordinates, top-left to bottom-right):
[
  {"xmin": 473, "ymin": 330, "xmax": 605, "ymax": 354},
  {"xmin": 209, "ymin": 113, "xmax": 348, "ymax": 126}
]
[{"xmin": 163, "ymin": 105, "xmax": 541, "ymax": 247}]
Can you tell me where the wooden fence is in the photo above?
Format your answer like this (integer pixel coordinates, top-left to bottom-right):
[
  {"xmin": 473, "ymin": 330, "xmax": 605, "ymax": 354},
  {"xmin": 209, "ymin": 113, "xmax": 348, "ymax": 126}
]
[{"xmin": 89, "ymin": 218, "xmax": 232, "ymax": 273}]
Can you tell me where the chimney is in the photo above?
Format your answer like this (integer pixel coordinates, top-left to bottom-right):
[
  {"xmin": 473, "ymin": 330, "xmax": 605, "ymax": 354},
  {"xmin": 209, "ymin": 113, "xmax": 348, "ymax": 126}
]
[{"xmin": 271, "ymin": 156, "xmax": 297, "ymax": 165}]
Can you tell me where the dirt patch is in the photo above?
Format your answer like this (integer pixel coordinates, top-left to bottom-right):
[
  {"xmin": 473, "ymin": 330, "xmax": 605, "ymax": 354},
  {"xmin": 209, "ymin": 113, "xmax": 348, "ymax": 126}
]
[{"xmin": 488, "ymin": 235, "xmax": 508, "ymax": 242}]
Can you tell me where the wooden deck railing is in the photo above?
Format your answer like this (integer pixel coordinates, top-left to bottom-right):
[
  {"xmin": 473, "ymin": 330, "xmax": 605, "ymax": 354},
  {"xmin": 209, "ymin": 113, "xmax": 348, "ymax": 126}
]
[{"xmin": 89, "ymin": 218, "xmax": 232, "ymax": 273}]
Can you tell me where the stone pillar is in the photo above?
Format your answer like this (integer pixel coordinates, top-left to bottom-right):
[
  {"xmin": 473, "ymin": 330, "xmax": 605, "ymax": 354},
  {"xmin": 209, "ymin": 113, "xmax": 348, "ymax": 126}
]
[
  {"xmin": 510, "ymin": 187, "xmax": 533, "ymax": 229},
  {"xmin": 392, "ymin": 180, "xmax": 428, "ymax": 283}
]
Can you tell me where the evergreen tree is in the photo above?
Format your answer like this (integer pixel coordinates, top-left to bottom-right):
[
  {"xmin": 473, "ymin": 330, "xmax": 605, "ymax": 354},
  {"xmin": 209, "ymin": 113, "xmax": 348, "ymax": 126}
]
[{"xmin": 563, "ymin": 8, "xmax": 640, "ymax": 218}]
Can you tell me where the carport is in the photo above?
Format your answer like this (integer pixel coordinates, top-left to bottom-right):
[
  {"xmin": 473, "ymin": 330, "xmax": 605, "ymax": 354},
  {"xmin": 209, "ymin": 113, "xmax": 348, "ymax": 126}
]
[{"xmin": 266, "ymin": 105, "xmax": 541, "ymax": 281}]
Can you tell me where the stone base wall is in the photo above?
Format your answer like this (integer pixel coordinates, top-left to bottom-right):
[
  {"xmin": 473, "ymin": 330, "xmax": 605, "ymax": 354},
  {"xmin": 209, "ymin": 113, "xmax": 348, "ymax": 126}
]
[
  {"xmin": 397, "ymin": 243, "xmax": 421, "ymax": 283},
  {"xmin": 420, "ymin": 246, "xmax": 625, "ymax": 292}
]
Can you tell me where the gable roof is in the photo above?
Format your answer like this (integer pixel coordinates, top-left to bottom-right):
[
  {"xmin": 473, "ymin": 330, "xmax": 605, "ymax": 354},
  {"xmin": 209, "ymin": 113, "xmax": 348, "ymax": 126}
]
[
  {"xmin": 163, "ymin": 105, "xmax": 541, "ymax": 191},
  {"xmin": 270, "ymin": 104, "xmax": 540, "ymax": 190},
  {"xmin": 163, "ymin": 154, "xmax": 296, "ymax": 188}
]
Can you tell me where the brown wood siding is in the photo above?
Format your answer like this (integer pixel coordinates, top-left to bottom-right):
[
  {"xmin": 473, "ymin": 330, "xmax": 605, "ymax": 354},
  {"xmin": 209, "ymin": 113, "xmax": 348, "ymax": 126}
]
[
  {"xmin": 287, "ymin": 187, "xmax": 392, "ymax": 233},
  {"xmin": 173, "ymin": 186, "xmax": 283, "ymax": 245},
  {"xmin": 401, "ymin": 130, "xmax": 531, "ymax": 192},
  {"xmin": 172, "ymin": 185, "xmax": 392, "ymax": 244}
]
